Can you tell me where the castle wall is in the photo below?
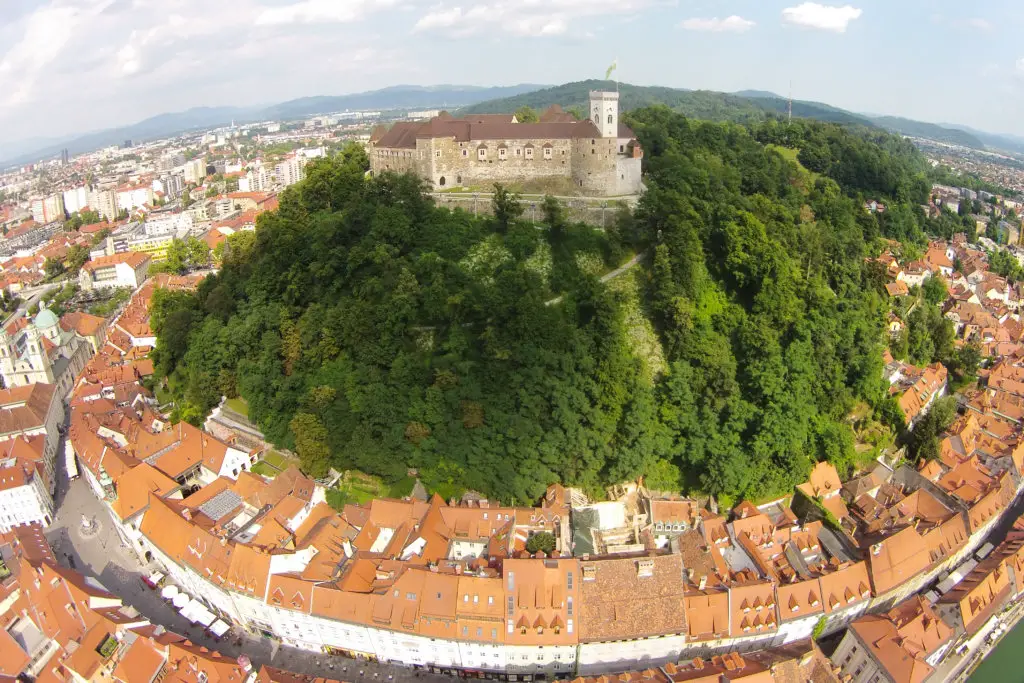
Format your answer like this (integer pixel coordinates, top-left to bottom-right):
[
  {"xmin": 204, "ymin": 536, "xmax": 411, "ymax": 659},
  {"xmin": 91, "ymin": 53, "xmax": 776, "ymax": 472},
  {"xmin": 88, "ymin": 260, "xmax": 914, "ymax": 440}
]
[
  {"xmin": 370, "ymin": 147, "xmax": 419, "ymax": 175},
  {"xmin": 424, "ymin": 136, "xmax": 574, "ymax": 190},
  {"xmin": 571, "ymin": 136, "xmax": 630, "ymax": 196}
]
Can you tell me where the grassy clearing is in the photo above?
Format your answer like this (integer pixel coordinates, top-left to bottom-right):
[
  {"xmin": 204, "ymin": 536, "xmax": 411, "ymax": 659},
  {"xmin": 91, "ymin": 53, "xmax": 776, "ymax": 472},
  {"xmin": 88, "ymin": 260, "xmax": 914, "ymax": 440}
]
[
  {"xmin": 767, "ymin": 145, "xmax": 820, "ymax": 186},
  {"xmin": 262, "ymin": 450, "xmax": 294, "ymax": 469},
  {"xmin": 225, "ymin": 397, "xmax": 250, "ymax": 418},
  {"xmin": 250, "ymin": 461, "xmax": 279, "ymax": 477}
]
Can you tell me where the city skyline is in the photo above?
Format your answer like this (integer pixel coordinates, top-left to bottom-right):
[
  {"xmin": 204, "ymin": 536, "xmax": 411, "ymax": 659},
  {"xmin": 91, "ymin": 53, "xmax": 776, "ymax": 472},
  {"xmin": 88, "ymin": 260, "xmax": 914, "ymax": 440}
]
[{"xmin": 0, "ymin": 0, "xmax": 1021, "ymax": 155}]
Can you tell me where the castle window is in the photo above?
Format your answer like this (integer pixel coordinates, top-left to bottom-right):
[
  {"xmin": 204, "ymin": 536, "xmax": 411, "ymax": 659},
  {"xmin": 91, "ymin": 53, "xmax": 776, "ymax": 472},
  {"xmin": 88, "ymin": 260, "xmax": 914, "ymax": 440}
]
[
  {"xmin": 478, "ymin": 148, "xmax": 487, "ymax": 160},
  {"xmin": 525, "ymin": 147, "xmax": 534, "ymax": 159},
  {"xmin": 499, "ymin": 148, "xmax": 507, "ymax": 160},
  {"xmin": 620, "ymin": 145, "xmax": 625, "ymax": 153},
  {"xmin": 462, "ymin": 150, "xmax": 468, "ymax": 157},
  {"xmin": 543, "ymin": 147, "xmax": 552, "ymax": 160},
  {"xmin": 435, "ymin": 151, "xmax": 441, "ymax": 158},
  {"xmin": 608, "ymin": 114, "xmax": 613, "ymax": 124},
  {"xmin": 439, "ymin": 176, "xmax": 446, "ymax": 187},
  {"xmin": 516, "ymin": 148, "xmax": 521, "ymax": 156}
]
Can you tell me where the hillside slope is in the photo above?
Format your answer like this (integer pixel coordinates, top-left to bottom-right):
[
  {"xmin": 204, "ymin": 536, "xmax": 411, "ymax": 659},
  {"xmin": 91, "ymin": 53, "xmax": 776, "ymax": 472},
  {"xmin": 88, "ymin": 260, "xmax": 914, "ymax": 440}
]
[
  {"xmin": 461, "ymin": 80, "xmax": 878, "ymax": 128},
  {"xmin": 868, "ymin": 116, "xmax": 985, "ymax": 148},
  {"xmin": 153, "ymin": 112, "xmax": 932, "ymax": 504}
]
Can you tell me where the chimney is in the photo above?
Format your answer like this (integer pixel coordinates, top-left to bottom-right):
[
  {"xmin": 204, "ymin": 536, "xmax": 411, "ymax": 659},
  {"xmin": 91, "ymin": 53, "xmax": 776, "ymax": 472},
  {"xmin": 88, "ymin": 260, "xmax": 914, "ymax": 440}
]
[
  {"xmin": 691, "ymin": 658, "xmax": 704, "ymax": 670},
  {"xmin": 698, "ymin": 575, "xmax": 707, "ymax": 591}
]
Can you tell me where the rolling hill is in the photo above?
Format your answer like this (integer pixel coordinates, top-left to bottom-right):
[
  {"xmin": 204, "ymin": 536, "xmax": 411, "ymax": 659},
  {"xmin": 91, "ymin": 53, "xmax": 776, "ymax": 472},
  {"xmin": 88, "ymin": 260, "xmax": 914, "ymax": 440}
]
[
  {"xmin": 866, "ymin": 116, "xmax": 985, "ymax": 149},
  {"xmin": 461, "ymin": 80, "xmax": 878, "ymax": 129}
]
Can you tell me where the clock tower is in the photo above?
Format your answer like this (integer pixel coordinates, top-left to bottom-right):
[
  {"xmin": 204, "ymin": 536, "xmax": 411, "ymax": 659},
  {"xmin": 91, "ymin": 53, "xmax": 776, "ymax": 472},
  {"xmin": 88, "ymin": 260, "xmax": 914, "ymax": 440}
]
[{"xmin": 589, "ymin": 90, "xmax": 619, "ymax": 139}]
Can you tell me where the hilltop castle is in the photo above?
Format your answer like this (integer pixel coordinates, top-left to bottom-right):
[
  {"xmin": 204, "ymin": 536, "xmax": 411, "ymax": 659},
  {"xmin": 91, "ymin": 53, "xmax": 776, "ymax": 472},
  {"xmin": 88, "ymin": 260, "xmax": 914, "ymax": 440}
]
[{"xmin": 368, "ymin": 91, "xmax": 644, "ymax": 197}]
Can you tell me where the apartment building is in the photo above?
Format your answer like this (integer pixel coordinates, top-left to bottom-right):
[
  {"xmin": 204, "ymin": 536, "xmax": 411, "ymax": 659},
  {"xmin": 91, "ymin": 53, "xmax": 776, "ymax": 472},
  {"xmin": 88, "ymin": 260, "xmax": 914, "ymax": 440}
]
[
  {"xmin": 184, "ymin": 158, "xmax": 207, "ymax": 184},
  {"xmin": 275, "ymin": 157, "xmax": 307, "ymax": 188},
  {"xmin": 29, "ymin": 194, "xmax": 64, "ymax": 224}
]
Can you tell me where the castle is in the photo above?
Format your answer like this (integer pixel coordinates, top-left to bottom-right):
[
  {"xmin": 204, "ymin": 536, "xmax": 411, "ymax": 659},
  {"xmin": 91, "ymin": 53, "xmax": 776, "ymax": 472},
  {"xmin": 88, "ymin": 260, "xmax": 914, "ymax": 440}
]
[{"xmin": 368, "ymin": 90, "xmax": 644, "ymax": 197}]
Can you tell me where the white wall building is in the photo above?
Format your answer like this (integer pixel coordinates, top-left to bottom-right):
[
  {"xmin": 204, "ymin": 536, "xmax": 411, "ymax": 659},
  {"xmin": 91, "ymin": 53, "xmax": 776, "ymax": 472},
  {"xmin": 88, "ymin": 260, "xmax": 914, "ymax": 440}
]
[
  {"xmin": 0, "ymin": 455, "xmax": 54, "ymax": 531},
  {"xmin": 62, "ymin": 186, "xmax": 89, "ymax": 215}
]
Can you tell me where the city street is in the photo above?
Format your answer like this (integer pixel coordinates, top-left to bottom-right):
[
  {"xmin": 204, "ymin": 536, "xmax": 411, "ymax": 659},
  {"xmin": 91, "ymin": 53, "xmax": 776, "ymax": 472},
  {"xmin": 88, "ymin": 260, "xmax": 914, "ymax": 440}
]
[{"xmin": 45, "ymin": 429, "xmax": 458, "ymax": 683}]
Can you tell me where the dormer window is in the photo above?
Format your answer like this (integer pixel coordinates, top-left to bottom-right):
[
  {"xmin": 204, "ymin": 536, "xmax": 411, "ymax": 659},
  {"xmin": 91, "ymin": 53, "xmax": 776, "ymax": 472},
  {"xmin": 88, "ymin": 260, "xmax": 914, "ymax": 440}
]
[
  {"xmin": 499, "ymin": 148, "xmax": 507, "ymax": 160},
  {"xmin": 478, "ymin": 147, "xmax": 487, "ymax": 160}
]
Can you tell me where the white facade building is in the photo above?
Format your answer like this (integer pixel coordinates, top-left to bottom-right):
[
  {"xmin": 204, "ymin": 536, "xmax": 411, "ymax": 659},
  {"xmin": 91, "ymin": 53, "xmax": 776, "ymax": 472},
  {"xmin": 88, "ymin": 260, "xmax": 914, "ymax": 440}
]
[
  {"xmin": 62, "ymin": 186, "xmax": 90, "ymax": 215},
  {"xmin": 0, "ymin": 456, "xmax": 53, "ymax": 531}
]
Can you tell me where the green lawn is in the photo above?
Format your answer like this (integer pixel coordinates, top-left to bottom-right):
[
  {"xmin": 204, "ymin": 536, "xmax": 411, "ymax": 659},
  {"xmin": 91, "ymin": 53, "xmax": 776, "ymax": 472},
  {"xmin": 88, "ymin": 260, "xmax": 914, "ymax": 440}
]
[
  {"xmin": 262, "ymin": 450, "xmax": 293, "ymax": 469},
  {"xmin": 225, "ymin": 397, "xmax": 250, "ymax": 418},
  {"xmin": 250, "ymin": 461, "xmax": 279, "ymax": 477},
  {"xmin": 767, "ymin": 145, "xmax": 820, "ymax": 184}
]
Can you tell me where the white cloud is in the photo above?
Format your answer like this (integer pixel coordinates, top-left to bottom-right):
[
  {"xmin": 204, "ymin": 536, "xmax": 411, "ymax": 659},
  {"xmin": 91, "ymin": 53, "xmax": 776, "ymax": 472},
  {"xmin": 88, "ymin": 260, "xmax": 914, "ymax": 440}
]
[
  {"xmin": 413, "ymin": 0, "xmax": 655, "ymax": 37},
  {"xmin": 0, "ymin": 4, "xmax": 83, "ymax": 106},
  {"xmin": 782, "ymin": 3, "xmax": 862, "ymax": 33},
  {"xmin": 679, "ymin": 16, "xmax": 755, "ymax": 33},
  {"xmin": 965, "ymin": 17, "xmax": 992, "ymax": 30},
  {"xmin": 117, "ymin": 42, "xmax": 140, "ymax": 75},
  {"xmin": 1016, "ymin": 58, "xmax": 1024, "ymax": 73},
  {"xmin": 255, "ymin": 0, "xmax": 396, "ymax": 25}
]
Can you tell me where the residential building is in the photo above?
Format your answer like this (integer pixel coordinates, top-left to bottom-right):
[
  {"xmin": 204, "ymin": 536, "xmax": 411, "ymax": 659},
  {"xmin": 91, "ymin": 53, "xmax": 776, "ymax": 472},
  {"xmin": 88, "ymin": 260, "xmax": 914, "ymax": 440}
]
[
  {"xmin": 275, "ymin": 157, "xmax": 307, "ymax": 188},
  {"xmin": 0, "ymin": 435, "xmax": 53, "ymax": 530},
  {"xmin": 88, "ymin": 188, "xmax": 119, "ymax": 221},
  {"xmin": 183, "ymin": 158, "xmax": 206, "ymax": 184},
  {"xmin": 240, "ymin": 167, "xmax": 269, "ymax": 193},
  {"xmin": 63, "ymin": 186, "xmax": 90, "ymax": 215},
  {"xmin": 79, "ymin": 252, "xmax": 151, "ymax": 290},
  {"xmin": 830, "ymin": 596, "xmax": 954, "ymax": 683},
  {"xmin": 116, "ymin": 184, "xmax": 154, "ymax": 212},
  {"xmin": 30, "ymin": 194, "xmax": 65, "ymax": 224}
]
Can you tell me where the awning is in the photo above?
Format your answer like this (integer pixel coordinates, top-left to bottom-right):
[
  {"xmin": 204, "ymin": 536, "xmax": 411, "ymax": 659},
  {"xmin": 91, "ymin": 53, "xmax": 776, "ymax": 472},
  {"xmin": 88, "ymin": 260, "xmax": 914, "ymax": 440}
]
[
  {"xmin": 180, "ymin": 598, "xmax": 216, "ymax": 627},
  {"xmin": 209, "ymin": 620, "xmax": 230, "ymax": 638},
  {"xmin": 172, "ymin": 592, "xmax": 191, "ymax": 609},
  {"xmin": 144, "ymin": 572, "xmax": 164, "ymax": 587},
  {"xmin": 160, "ymin": 585, "xmax": 179, "ymax": 600},
  {"xmin": 65, "ymin": 447, "xmax": 78, "ymax": 479}
]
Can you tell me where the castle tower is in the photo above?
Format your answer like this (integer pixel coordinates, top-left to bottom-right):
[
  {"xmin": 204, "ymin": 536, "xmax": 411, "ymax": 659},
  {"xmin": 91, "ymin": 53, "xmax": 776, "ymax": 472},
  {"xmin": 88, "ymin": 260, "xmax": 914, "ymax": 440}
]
[{"xmin": 589, "ymin": 91, "xmax": 619, "ymax": 139}]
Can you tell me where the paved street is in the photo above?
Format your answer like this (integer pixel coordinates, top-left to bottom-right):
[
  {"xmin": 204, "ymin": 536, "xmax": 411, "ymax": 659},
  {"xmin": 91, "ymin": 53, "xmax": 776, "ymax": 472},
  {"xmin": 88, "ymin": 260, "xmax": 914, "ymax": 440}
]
[{"xmin": 45, "ymin": 426, "xmax": 459, "ymax": 683}]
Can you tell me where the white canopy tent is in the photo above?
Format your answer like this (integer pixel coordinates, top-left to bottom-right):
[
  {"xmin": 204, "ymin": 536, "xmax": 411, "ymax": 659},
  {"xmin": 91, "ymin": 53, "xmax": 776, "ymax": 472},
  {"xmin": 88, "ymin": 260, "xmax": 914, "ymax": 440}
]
[
  {"xmin": 160, "ymin": 585, "xmax": 179, "ymax": 600},
  {"xmin": 209, "ymin": 620, "xmax": 230, "ymax": 638},
  {"xmin": 180, "ymin": 598, "xmax": 216, "ymax": 626},
  {"xmin": 172, "ymin": 592, "xmax": 191, "ymax": 609}
]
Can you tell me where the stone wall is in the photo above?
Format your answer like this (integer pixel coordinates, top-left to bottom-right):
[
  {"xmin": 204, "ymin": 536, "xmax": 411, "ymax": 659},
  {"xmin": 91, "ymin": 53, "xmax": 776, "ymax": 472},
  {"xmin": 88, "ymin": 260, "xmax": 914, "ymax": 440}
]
[
  {"xmin": 428, "ymin": 193, "xmax": 635, "ymax": 228},
  {"xmin": 369, "ymin": 147, "xmax": 419, "ymax": 176},
  {"xmin": 425, "ymin": 136, "xmax": 575, "ymax": 190}
]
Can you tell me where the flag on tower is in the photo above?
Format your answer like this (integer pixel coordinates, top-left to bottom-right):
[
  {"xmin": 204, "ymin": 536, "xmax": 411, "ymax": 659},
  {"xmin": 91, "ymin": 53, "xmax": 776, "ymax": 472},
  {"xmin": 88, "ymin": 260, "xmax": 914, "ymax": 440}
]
[{"xmin": 605, "ymin": 60, "xmax": 617, "ymax": 80}]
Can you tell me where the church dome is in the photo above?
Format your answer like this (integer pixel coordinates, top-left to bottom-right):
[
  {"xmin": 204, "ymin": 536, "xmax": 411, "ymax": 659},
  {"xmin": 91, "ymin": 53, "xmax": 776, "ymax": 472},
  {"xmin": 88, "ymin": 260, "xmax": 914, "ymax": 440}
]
[{"xmin": 32, "ymin": 308, "xmax": 59, "ymax": 330}]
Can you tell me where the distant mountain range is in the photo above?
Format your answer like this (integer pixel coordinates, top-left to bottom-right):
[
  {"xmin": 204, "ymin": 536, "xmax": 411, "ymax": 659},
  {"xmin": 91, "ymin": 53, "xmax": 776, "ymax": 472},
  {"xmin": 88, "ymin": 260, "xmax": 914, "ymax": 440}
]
[
  {"xmin": 0, "ymin": 84, "xmax": 544, "ymax": 167},
  {"xmin": 6, "ymin": 80, "xmax": 1024, "ymax": 166}
]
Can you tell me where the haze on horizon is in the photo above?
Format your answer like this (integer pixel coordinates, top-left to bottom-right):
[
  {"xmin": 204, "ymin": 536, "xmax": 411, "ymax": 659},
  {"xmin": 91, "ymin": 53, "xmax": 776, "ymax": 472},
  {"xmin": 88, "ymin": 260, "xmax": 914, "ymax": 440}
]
[{"xmin": 1, "ymin": 0, "xmax": 1021, "ymax": 148}]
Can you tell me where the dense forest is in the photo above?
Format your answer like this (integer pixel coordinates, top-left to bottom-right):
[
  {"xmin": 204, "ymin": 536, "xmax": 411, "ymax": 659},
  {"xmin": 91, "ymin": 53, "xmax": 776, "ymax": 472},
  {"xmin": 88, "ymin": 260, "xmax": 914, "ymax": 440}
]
[{"xmin": 153, "ymin": 109, "xmax": 941, "ymax": 505}]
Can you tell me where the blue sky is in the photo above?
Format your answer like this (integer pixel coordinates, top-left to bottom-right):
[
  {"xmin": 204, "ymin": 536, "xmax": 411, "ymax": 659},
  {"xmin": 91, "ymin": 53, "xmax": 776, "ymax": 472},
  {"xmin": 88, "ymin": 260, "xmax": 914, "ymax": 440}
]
[{"xmin": 0, "ymin": 0, "xmax": 1021, "ymax": 151}]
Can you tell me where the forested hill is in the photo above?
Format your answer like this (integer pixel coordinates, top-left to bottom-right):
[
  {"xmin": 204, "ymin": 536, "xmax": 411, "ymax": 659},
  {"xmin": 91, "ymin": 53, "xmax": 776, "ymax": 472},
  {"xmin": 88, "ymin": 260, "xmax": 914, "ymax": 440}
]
[
  {"xmin": 867, "ymin": 116, "xmax": 985, "ymax": 149},
  {"xmin": 152, "ymin": 112, "xmax": 933, "ymax": 505},
  {"xmin": 460, "ymin": 80, "xmax": 877, "ymax": 128}
]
